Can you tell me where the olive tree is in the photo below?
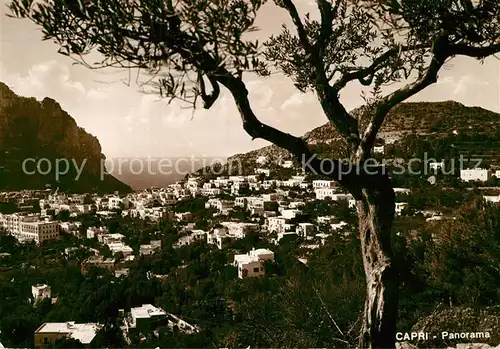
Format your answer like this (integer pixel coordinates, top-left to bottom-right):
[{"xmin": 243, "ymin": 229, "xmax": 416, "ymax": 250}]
[{"xmin": 8, "ymin": 0, "xmax": 499, "ymax": 347}]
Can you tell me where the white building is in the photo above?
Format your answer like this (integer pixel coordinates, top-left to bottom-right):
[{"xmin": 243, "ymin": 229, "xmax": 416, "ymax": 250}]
[
  {"xmin": 128, "ymin": 304, "xmax": 166, "ymax": 329},
  {"xmin": 280, "ymin": 209, "xmax": 301, "ymax": 219},
  {"xmin": 186, "ymin": 177, "xmax": 201, "ymax": 189},
  {"xmin": 266, "ymin": 216, "xmax": 290, "ymax": 233},
  {"xmin": 107, "ymin": 242, "xmax": 133, "ymax": 257},
  {"xmin": 261, "ymin": 193, "xmax": 279, "ymax": 202},
  {"xmin": 246, "ymin": 175, "xmax": 259, "ymax": 183},
  {"xmin": 34, "ymin": 322, "xmax": 101, "ymax": 347},
  {"xmin": 86, "ymin": 226, "xmax": 108, "ymax": 239},
  {"xmin": 18, "ymin": 220, "xmax": 59, "ymax": 244},
  {"xmin": 289, "ymin": 201, "xmax": 306, "ymax": 209},
  {"xmin": 115, "ymin": 268, "xmax": 130, "ymax": 278},
  {"xmin": 174, "ymin": 230, "xmax": 206, "ymax": 248},
  {"xmin": 393, "ymin": 188, "xmax": 411, "ymax": 195},
  {"xmin": 281, "ymin": 160, "xmax": 294, "ymax": 168},
  {"xmin": 313, "ymin": 180, "xmax": 337, "ymax": 189},
  {"xmin": 206, "ymin": 199, "xmax": 233, "ymax": 212},
  {"xmin": 233, "ymin": 248, "xmax": 274, "ymax": 279},
  {"xmin": 59, "ymin": 222, "xmax": 82, "ymax": 236},
  {"xmin": 229, "ymin": 176, "xmax": 246, "ymax": 183},
  {"xmin": 460, "ymin": 168, "xmax": 492, "ymax": 182},
  {"xmin": 484, "ymin": 195, "xmax": 500, "ymax": 204},
  {"xmin": 174, "ymin": 212, "xmax": 192, "ymax": 222},
  {"xmin": 296, "ymin": 223, "xmax": 316, "ymax": 237},
  {"xmin": 214, "ymin": 177, "xmax": 231, "ymax": 188},
  {"xmin": 317, "ymin": 216, "xmax": 336, "ymax": 225},
  {"xmin": 221, "ymin": 222, "xmax": 259, "ymax": 238},
  {"xmin": 373, "ymin": 145, "xmax": 385, "ymax": 154},
  {"xmin": 0, "ymin": 213, "xmax": 59, "ymax": 244},
  {"xmin": 348, "ymin": 199, "xmax": 356, "ymax": 209},
  {"xmin": 395, "ymin": 202, "xmax": 408, "ymax": 215},
  {"xmin": 315, "ymin": 188, "xmax": 337, "ymax": 200},
  {"xmin": 100, "ymin": 233, "xmax": 124, "ymax": 244},
  {"xmin": 0, "ymin": 213, "xmax": 40, "ymax": 236},
  {"xmin": 234, "ymin": 197, "xmax": 248, "ymax": 208},
  {"xmin": 231, "ymin": 181, "xmax": 249, "ymax": 194},
  {"xmin": 81, "ymin": 256, "xmax": 115, "ymax": 275},
  {"xmin": 139, "ymin": 240, "xmax": 162, "ymax": 256},
  {"xmin": 166, "ymin": 313, "xmax": 200, "ymax": 334},
  {"xmin": 262, "ymin": 180, "xmax": 277, "ymax": 190},
  {"xmin": 255, "ymin": 168, "xmax": 271, "ymax": 177},
  {"xmin": 429, "ymin": 161, "xmax": 445, "ymax": 172},
  {"xmin": 330, "ymin": 221, "xmax": 348, "ymax": 231},
  {"xmin": 255, "ymin": 156, "xmax": 268, "ymax": 165},
  {"xmin": 206, "ymin": 228, "xmax": 231, "ymax": 249},
  {"xmin": 331, "ymin": 193, "xmax": 354, "ymax": 201},
  {"xmin": 202, "ymin": 187, "xmax": 222, "ymax": 196},
  {"xmin": 32, "ymin": 284, "xmax": 51, "ymax": 304},
  {"xmin": 108, "ymin": 196, "xmax": 130, "ymax": 210}
]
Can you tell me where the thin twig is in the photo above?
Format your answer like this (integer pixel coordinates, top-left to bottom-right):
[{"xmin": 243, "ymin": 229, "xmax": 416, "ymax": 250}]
[{"xmin": 312, "ymin": 286, "xmax": 346, "ymax": 340}]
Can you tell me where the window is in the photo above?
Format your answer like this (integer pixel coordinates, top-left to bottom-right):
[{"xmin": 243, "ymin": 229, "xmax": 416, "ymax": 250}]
[
  {"xmin": 253, "ymin": 267, "xmax": 259, "ymax": 273},
  {"xmin": 43, "ymin": 337, "xmax": 48, "ymax": 344}
]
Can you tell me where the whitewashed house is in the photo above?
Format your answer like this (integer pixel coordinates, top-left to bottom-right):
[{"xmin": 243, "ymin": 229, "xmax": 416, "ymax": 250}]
[
  {"xmin": 32, "ymin": 284, "xmax": 51, "ymax": 304},
  {"xmin": 233, "ymin": 248, "xmax": 274, "ymax": 279},
  {"xmin": 460, "ymin": 168, "xmax": 492, "ymax": 182}
]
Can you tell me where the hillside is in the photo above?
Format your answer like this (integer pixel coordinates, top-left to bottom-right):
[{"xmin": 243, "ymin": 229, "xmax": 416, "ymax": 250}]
[
  {"xmin": 0, "ymin": 82, "xmax": 131, "ymax": 193},
  {"xmin": 227, "ymin": 101, "xmax": 500, "ymax": 167}
]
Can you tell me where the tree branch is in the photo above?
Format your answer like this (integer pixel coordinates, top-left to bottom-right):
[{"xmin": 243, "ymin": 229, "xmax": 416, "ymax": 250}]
[
  {"xmin": 198, "ymin": 73, "xmax": 220, "ymax": 109},
  {"xmin": 278, "ymin": 0, "xmax": 360, "ymax": 152},
  {"xmin": 314, "ymin": 0, "xmax": 338, "ymax": 58},
  {"xmin": 448, "ymin": 43, "xmax": 500, "ymax": 58},
  {"xmin": 214, "ymin": 69, "xmax": 356, "ymax": 187},
  {"xmin": 315, "ymin": 84, "xmax": 360, "ymax": 152},
  {"xmin": 279, "ymin": 0, "xmax": 312, "ymax": 52},
  {"xmin": 357, "ymin": 36, "xmax": 450, "ymax": 159},
  {"xmin": 333, "ymin": 44, "xmax": 429, "ymax": 90},
  {"xmin": 313, "ymin": 2, "xmax": 361, "ymax": 152}
]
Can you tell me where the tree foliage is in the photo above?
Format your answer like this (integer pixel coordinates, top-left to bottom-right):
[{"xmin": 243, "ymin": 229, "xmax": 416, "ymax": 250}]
[{"xmin": 8, "ymin": 0, "xmax": 499, "ymax": 169}]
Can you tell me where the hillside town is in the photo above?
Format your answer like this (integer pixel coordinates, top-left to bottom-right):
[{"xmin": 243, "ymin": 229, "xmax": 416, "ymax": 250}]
[{"xmin": 1, "ymin": 152, "xmax": 500, "ymax": 347}]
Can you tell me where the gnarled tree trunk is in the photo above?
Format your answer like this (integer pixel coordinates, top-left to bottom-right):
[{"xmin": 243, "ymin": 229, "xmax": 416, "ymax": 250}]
[{"xmin": 354, "ymin": 171, "xmax": 399, "ymax": 349}]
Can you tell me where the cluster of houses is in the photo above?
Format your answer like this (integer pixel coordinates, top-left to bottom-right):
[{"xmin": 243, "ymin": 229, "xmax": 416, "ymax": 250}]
[
  {"xmin": 3, "ymin": 155, "xmax": 500, "ymax": 349},
  {"xmin": 80, "ymin": 234, "xmax": 161, "ymax": 277},
  {"xmin": 119, "ymin": 303, "xmax": 199, "ymax": 342},
  {"xmin": 2, "ymin": 159, "xmax": 500, "ymax": 251},
  {"xmin": 32, "ymin": 302, "xmax": 199, "ymax": 348}
]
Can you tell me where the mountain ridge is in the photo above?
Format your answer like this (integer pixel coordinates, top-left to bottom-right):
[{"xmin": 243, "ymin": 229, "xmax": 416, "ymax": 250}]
[{"xmin": 227, "ymin": 101, "xmax": 500, "ymax": 166}]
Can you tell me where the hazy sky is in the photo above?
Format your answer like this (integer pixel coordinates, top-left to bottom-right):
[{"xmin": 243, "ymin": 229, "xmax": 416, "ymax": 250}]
[{"xmin": 1, "ymin": 0, "xmax": 499, "ymax": 159}]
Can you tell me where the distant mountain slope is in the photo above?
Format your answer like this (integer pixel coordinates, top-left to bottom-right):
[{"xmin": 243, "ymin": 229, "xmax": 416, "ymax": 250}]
[
  {"xmin": 0, "ymin": 82, "xmax": 131, "ymax": 193},
  {"xmin": 227, "ymin": 101, "xmax": 500, "ymax": 166}
]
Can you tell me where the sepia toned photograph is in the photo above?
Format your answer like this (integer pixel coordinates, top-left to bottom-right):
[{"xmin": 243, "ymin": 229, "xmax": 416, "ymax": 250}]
[{"xmin": 0, "ymin": 0, "xmax": 499, "ymax": 348}]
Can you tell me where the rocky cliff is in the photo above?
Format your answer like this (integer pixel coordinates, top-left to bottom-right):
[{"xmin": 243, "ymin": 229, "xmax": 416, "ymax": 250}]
[{"xmin": 0, "ymin": 82, "xmax": 131, "ymax": 193}]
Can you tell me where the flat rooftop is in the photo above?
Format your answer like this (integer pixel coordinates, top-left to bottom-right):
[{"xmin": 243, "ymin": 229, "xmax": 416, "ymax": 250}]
[
  {"xmin": 35, "ymin": 322, "xmax": 100, "ymax": 344},
  {"xmin": 131, "ymin": 304, "xmax": 166, "ymax": 319}
]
